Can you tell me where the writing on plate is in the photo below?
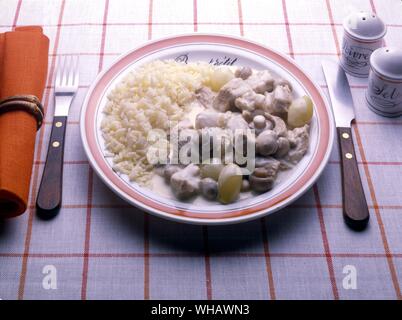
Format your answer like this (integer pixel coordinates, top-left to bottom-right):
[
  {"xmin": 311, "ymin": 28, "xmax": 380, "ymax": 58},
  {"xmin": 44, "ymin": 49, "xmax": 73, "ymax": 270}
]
[{"xmin": 174, "ymin": 53, "xmax": 238, "ymax": 66}]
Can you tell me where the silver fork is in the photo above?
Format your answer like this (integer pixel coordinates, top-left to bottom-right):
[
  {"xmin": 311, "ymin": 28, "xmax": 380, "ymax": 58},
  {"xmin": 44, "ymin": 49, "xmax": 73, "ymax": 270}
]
[{"xmin": 36, "ymin": 56, "xmax": 79, "ymax": 218}]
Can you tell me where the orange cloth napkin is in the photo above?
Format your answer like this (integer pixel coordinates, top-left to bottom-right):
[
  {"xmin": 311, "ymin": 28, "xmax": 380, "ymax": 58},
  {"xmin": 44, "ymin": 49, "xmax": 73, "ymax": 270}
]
[{"xmin": 0, "ymin": 26, "xmax": 49, "ymax": 218}]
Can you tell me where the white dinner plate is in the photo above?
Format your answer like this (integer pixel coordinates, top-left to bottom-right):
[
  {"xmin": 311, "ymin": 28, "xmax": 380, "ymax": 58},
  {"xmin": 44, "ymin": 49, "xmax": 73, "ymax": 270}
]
[{"xmin": 80, "ymin": 34, "xmax": 334, "ymax": 225}]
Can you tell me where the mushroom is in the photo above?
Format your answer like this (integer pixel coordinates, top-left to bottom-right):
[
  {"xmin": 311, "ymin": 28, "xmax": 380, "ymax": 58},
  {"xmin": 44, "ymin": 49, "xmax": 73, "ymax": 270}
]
[
  {"xmin": 242, "ymin": 109, "xmax": 266, "ymax": 123},
  {"xmin": 255, "ymin": 156, "xmax": 280, "ymax": 169},
  {"xmin": 170, "ymin": 164, "xmax": 201, "ymax": 199},
  {"xmin": 256, "ymin": 130, "xmax": 278, "ymax": 156},
  {"xmin": 163, "ymin": 165, "xmax": 181, "ymax": 183},
  {"xmin": 233, "ymin": 129, "xmax": 256, "ymax": 161},
  {"xmin": 213, "ymin": 78, "xmax": 253, "ymax": 112},
  {"xmin": 265, "ymin": 114, "xmax": 287, "ymax": 137},
  {"xmin": 249, "ymin": 160, "xmax": 280, "ymax": 193},
  {"xmin": 235, "ymin": 66, "xmax": 253, "ymax": 80},
  {"xmin": 241, "ymin": 179, "xmax": 250, "ymax": 192},
  {"xmin": 274, "ymin": 137, "xmax": 290, "ymax": 158},
  {"xmin": 200, "ymin": 178, "xmax": 218, "ymax": 200},
  {"xmin": 248, "ymin": 115, "xmax": 273, "ymax": 135}
]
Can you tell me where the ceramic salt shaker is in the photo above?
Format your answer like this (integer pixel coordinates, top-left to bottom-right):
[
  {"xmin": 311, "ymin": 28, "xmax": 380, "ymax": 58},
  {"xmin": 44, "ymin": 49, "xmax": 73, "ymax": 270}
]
[
  {"xmin": 341, "ymin": 11, "xmax": 386, "ymax": 77},
  {"xmin": 366, "ymin": 47, "xmax": 402, "ymax": 117}
]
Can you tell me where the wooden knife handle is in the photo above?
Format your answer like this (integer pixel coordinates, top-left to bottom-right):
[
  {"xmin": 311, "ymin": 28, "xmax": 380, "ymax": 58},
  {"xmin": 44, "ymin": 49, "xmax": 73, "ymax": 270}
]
[
  {"xmin": 337, "ymin": 127, "xmax": 369, "ymax": 230},
  {"xmin": 36, "ymin": 116, "xmax": 67, "ymax": 219}
]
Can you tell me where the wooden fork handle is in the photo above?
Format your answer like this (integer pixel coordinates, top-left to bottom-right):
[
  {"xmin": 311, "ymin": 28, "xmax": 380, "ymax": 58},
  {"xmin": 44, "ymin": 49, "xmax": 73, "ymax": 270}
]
[
  {"xmin": 337, "ymin": 127, "xmax": 370, "ymax": 230},
  {"xmin": 36, "ymin": 116, "xmax": 67, "ymax": 218}
]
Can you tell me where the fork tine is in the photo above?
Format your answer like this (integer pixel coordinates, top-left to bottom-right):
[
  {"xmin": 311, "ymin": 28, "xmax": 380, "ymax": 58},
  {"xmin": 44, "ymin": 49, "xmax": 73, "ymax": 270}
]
[
  {"xmin": 54, "ymin": 55, "xmax": 79, "ymax": 90},
  {"xmin": 73, "ymin": 56, "xmax": 79, "ymax": 86},
  {"xmin": 66, "ymin": 56, "xmax": 73, "ymax": 86},
  {"xmin": 69, "ymin": 56, "xmax": 78, "ymax": 87},
  {"xmin": 60, "ymin": 57, "xmax": 67, "ymax": 86}
]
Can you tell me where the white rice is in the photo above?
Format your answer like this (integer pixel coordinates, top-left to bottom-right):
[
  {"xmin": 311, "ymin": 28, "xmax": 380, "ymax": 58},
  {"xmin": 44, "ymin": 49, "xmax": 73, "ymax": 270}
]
[{"xmin": 101, "ymin": 60, "xmax": 214, "ymax": 185}]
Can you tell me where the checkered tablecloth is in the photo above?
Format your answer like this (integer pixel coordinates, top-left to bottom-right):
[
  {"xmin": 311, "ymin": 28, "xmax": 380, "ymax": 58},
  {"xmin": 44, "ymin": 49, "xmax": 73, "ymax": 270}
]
[{"xmin": 1, "ymin": 0, "xmax": 402, "ymax": 300}]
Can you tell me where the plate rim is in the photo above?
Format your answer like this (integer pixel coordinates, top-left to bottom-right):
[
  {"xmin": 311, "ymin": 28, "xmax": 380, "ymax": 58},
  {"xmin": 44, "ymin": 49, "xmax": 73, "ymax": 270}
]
[{"xmin": 80, "ymin": 33, "xmax": 335, "ymax": 225}]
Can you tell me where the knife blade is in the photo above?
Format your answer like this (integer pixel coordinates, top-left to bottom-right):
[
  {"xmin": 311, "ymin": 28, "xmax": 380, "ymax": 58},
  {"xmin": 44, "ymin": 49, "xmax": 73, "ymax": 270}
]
[
  {"xmin": 322, "ymin": 60, "xmax": 356, "ymax": 127},
  {"xmin": 322, "ymin": 60, "xmax": 369, "ymax": 230}
]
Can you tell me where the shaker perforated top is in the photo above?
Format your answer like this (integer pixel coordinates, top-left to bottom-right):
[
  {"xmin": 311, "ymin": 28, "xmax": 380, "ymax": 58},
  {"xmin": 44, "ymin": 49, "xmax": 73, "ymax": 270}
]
[
  {"xmin": 370, "ymin": 47, "xmax": 402, "ymax": 80},
  {"xmin": 343, "ymin": 11, "xmax": 386, "ymax": 41}
]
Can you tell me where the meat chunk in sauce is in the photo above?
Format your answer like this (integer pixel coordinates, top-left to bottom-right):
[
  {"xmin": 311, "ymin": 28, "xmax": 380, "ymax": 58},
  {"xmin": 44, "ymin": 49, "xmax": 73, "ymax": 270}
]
[{"xmin": 213, "ymin": 78, "xmax": 253, "ymax": 112}]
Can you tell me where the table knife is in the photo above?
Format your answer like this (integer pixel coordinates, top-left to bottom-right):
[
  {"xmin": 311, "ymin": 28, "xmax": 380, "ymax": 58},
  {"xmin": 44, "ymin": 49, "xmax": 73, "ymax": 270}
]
[{"xmin": 322, "ymin": 60, "xmax": 369, "ymax": 230}]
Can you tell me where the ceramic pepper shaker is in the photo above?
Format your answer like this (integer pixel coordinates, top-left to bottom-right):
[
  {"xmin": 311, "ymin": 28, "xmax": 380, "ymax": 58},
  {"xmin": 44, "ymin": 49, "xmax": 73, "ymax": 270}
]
[
  {"xmin": 366, "ymin": 47, "xmax": 402, "ymax": 117},
  {"xmin": 341, "ymin": 11, "xmax": 386, "ymax": 77}
]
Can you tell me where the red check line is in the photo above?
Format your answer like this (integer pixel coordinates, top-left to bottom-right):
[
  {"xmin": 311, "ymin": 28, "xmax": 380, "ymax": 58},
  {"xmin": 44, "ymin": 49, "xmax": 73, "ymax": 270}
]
[
  {"xmin": 356, "ymin": 120, "xmax": 402, "ymax": 126},
  {"xmin": 48, "ymin": 51, "xmax": 340, "ymax": 57},
  {"xmin": 49, "ymin": 52, "xmax": 119, "ymax": 57},
  {"xmin": 237, "ymin": 0, "xmax": 244, "ymax": 36},
  {"xmin": 313, "ymin": 186, "xmax": 339, "ymax": 299},
  {"xmin": 12, "ymin": 0, "xmax": 22, "ymax": 28},
  {"xmin": 99, "ymin": 13, "xmax": 109, "ymax": 75},
  {"xmin": 325, "ymin": 0, "xmax": 402, "ymax": 300},
  {"xmin": 148, "ymin": 0, "xmax": 153, "ymax": 40},
  {"xmin": 260, "ymin": 219, "xmax": 276, "ymax": 300},
  {"xmin": 34, "ymin": 160, "xmax": 89, "ymax": 165},
  {"xmin": 44, "ymin": 120, "xmax": 79, "ymax": 125},
  {"xmin": 370, "ymin": 0, "xmax": 377, "ymax": 14},
  {"xmin": 143, "ymin": 216, "xmax": 150, "ymax": 300},
  {"xmin": 45, "ymin": 84, "xmax": 90, "ymax": 89},
  {"xmin": 17, "ymin": 0, "xmax": 66, "ymax": 300},
  {"xmin": 0, "ymin": 21, "xmax": 402, "ymax": 28},
  {"xmin": 81, "ymin": 170, "xmax": 93, "ymax": 300},
  {"xmin": 320, "ymin": 84, "xmax": 367, "ymax": 89},
  {"xmin": 80, "ymin": 0, "xmax": 110, "ymax": 301},
  {"xmin": 193, "ymin": 0, "xmax": 198, "ymax": 32},
  {"xmin": 282, "ymin": 0, "xmax": 294, "ymax": 58},
  {"xmin": 325, "ymin": 0, "xmax": 340, "ymax": 55},
  {"xmin": 330, "ymin": 160, "xmax": 402, "ymax": 166},
  {"xmin": 3, "ymin": 21, "xmax": 402, "ymax": 29},
  {"xmin": 203, "ymin": 226, "xmax": 213, "ymax": 300}
]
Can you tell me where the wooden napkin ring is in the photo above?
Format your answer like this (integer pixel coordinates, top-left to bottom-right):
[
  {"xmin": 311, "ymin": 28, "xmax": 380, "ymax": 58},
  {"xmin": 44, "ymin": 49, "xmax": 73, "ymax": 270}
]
[{"xmin": 0, "ymin": 95, "xmax": 44, "ymax": 130}]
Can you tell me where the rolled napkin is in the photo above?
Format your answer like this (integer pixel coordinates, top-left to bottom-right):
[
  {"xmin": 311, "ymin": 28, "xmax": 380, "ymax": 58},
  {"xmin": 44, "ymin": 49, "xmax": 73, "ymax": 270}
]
[{"xmin": 0, "ymin": 26, "xmax": 49, "ymax": 218}]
